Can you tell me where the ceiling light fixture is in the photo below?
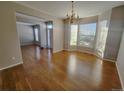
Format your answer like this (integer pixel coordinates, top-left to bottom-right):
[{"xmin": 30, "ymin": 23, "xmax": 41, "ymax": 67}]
[{"xmin": 65, "ymin": 1, "xmax": 79, "ymax": 24}]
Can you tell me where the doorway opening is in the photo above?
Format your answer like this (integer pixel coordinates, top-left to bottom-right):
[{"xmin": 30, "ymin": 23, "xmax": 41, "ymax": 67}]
[
  {"xmin": 16, "ymin": 12, "xmax": 53, "ymax": 48},
  {"xmin": 16, "ymin": 12, "xmax": 53, "ymax": 63}
]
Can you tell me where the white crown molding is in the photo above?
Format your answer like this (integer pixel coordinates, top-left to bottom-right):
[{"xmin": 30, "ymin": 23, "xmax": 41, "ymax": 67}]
[{"xmin": 14, "ymin": 1, "xmax": 59, "ymax": 19}]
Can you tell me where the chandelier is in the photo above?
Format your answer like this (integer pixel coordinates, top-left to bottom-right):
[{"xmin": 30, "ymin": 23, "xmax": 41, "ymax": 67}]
[{"xmin": 65, "ymin": 1, "xmax": 79, "ymax": 24}]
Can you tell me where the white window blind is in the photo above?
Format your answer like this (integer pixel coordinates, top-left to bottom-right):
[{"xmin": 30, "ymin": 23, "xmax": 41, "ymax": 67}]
[{"xmin": 78, "ymin": 23, "xmax": 97, "ymax": 48}]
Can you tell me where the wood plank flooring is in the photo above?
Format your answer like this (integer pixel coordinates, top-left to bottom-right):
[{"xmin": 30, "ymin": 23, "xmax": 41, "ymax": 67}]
[{"xmin": 0, "ymin": 45, "xmax": 122, "ymax": 90}]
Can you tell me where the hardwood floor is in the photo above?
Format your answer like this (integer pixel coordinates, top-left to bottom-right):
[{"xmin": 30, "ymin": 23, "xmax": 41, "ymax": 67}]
[{"xmin": 0, "ymin": 45, "xmax": 122, "ymax": 90}]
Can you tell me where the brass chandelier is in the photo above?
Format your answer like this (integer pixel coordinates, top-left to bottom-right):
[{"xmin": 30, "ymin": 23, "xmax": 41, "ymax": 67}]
[{"xmin": 65, "ymin": 1, "xmax": 79, "ymax": 24}]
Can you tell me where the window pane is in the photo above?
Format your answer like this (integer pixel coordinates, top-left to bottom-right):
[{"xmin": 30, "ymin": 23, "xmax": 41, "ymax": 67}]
[
  {"xmin": 47, "ymin": 24, "xmax": 52, "ymax": 29},
  {"xmin": 47, "ymin": 29, "xmax": 50, "ymax": 47},
  {"xmin": 34, "ymin": 28, "xmax": 39, "ymax": 42},
  {"xmin": 70, "ymin": 25, "xmax": 78, "ymax": 46},
  {"xmin": 79, "ymin": 23, "xmax": 96, "ymax": 48}
]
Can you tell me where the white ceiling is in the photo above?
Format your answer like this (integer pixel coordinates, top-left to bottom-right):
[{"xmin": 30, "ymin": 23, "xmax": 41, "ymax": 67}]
[
  {"xmin": 16, "ymin": 1, "xmax": 124, "ymax": 19},
  {"xmin": 16, "ymin": 12, "xmax": 46, "ymax": 25}
]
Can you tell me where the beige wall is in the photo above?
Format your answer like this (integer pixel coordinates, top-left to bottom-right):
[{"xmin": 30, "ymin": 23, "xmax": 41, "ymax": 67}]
[
  {"xmin": 116, "ymin": 29, "xmax": 124, "ymax": 90},
  {"xmin": 104, "ymin": 5, "xmax": 124, "ymax": 61},
  {"xmin": 0, "ymin": 2, "xmax": 64, "ymax": 70},
  {"xmin": 0, "ymin": 2, "xmax": 23, "ymax": 69}
]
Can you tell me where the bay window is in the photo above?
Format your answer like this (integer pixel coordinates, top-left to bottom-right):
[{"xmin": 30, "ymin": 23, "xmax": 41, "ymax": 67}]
[{"xmin": 78, "ymin": 23, "xmax": 97, "ymax": 48}]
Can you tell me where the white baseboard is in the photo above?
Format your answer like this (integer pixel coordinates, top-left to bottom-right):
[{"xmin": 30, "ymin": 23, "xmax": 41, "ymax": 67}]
[
  {"xmin": 0, "ymin": 62, "xmax": 23, "ymax": 71},
  {"xmin": 77, "ymin": 49, "xmax": 95, "ymax": 55},
  {"xmin": 103, "ymin": 58, "xmax": 115, "ymax": 62},
  {"xmin": 63, "ymin": 48, "xmax": 116, "ymax": 63},
  {"xmin": 63, "ymin": 49, "xmax": 77, "ymax": 51},
  {"xmin": 53, "ymin": 49, "xmax": 63, "ymax": 53},
  {"xmin": 116, "ymin": 63, "xmax": 124, "ymax": 90},
  {"xmin": 21, "ymin": 42, "xmax": 34, "ymax": 46}
]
